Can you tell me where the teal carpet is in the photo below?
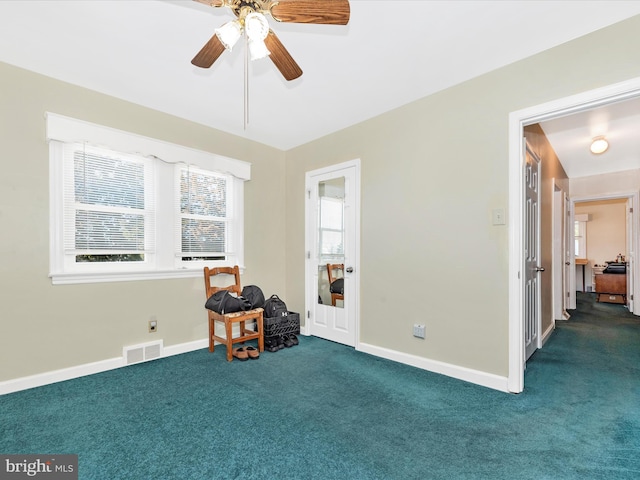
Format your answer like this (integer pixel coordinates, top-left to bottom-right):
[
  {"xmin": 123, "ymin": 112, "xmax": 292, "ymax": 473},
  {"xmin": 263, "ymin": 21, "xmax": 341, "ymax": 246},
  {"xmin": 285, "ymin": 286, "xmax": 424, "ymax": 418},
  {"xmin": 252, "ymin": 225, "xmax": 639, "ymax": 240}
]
[{"xmin": 1, "ymin": 293, "xmax": 639, "ymax": 479}]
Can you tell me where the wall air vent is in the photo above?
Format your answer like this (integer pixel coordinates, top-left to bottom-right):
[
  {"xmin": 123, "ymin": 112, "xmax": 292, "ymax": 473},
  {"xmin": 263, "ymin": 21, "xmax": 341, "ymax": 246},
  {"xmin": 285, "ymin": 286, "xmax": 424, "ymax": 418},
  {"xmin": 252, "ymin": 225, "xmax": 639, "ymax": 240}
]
[{"xmin": 123, "ymin": 340, "xmax": 163, "ymax": 366}]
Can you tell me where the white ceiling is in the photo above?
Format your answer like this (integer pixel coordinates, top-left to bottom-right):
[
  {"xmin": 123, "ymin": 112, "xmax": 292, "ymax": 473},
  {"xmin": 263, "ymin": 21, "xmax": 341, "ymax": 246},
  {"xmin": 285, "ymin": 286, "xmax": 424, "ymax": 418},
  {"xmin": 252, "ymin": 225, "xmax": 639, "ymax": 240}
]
[
  {"xmin": 539, "ymin": 97, "xmax": 640, "ymax": 178},
  {"xmin": 1, "ymin": 1, "xmax": 640, "ymax": 155}
]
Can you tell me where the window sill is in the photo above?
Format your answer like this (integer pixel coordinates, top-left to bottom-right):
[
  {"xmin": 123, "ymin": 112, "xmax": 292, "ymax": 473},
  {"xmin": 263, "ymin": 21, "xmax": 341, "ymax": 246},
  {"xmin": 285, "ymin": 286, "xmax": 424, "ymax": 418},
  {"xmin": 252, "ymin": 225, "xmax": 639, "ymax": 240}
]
[{"xmin": 49, "ymin": 268, "xmax": 243, "ymax": 285}]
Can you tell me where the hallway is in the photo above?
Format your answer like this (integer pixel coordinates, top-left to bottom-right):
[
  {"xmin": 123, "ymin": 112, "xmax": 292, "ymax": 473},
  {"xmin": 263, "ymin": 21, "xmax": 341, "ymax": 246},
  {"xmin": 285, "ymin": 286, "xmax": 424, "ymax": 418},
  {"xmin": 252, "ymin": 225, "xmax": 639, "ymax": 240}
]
[{"xmin": 524, "ymin": 291, "xmax": 640, "ymax": 477}]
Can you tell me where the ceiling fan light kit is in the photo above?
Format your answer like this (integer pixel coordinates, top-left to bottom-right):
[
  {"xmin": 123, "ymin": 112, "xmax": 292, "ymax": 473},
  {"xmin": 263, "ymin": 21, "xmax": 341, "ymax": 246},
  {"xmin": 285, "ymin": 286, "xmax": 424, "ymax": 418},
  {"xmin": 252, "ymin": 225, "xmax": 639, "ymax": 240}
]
[
  {"xmin": 192, "ymin": 0, "xmax": 351, "ymax": 81},
  {"xmin": 215, "ymin": 21, "xmax": 243, "ymax": 50},
  {"xmin": 244, "ymin": 11, "xmax": 270, "ymax": 41},
  {"xmin": 248, "ymin": 38, "xmax": 271, "ymax": 60}
]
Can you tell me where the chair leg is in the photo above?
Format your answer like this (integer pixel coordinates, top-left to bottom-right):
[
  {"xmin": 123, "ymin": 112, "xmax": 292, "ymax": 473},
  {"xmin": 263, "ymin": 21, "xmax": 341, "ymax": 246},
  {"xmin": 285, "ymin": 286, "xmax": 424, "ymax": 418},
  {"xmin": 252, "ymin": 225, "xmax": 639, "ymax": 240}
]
[
  {"xmin": 208, "ymin": 317, "xmax": 215, "ymax": 353},
  {"xmin": 224, "ymin": 319, "xmax": 234, "ymax": 362}
]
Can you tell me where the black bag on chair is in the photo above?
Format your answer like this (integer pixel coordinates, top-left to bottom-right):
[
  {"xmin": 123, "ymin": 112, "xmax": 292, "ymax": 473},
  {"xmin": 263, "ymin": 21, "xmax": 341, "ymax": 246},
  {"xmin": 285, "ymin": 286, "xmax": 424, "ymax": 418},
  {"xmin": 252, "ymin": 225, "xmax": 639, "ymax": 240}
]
[
  {"xmin": 263, "ymin": 294, "xmax": 288, "ymax": 318},
  {"xmin": 329, "ymin": 278, "xmax": 344, "ymax": 294},
  {"xmin": 205, "ymin": 290, "xmax": 252, "ymax": 314},
  {"xmin": 241, "ymin": 285, "xmax": 265, "ymax": 309}
]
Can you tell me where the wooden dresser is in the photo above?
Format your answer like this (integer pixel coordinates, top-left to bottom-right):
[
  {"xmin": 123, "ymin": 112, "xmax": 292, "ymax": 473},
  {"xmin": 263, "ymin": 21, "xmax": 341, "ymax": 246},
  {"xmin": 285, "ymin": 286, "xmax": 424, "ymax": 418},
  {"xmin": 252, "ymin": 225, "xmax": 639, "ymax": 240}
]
[{"xmin": 595, "ymin": 273, "xmax": 626, "ymax": 304}]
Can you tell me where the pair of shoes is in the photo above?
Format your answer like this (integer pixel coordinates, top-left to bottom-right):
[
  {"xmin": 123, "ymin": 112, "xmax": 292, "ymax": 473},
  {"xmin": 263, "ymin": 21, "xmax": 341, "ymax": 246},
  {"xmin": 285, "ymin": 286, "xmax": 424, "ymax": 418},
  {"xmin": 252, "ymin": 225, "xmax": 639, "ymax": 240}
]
[
  {"xmin": 233, "ymin": 346, "xmax": 260, "ymax": 360},
  {"xmin": 245, "ymin": 346, "xmax": 260, "ymax": 359},
  {"xmin": 265, "ymin": 338, "xmax": 279, "ymax": 352},
  {"xmin": 282, "ymin": 335, "xmax": 295, "ymax": 348},
  {"xmin": 232, "ymin": 347, "xmax": 248, "ymax": 361},
  {"xmin": 287, "ymin": 333, "xmax": 299, "ymax": 346}
]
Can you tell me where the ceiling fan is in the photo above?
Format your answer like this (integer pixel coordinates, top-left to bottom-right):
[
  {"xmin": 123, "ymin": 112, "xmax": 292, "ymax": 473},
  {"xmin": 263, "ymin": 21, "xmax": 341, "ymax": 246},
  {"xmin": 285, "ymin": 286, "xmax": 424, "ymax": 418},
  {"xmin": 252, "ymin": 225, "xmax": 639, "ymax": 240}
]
[{"xmin": 191, "ymin": 0, "xmax": 350, "ymax": 81}]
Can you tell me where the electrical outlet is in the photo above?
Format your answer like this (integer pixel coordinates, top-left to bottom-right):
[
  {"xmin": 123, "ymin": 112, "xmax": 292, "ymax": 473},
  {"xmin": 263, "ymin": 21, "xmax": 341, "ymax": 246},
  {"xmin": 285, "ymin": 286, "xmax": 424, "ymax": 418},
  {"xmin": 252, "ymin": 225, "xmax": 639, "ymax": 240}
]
[
  {"xmin": 149, "ymin": 316, "xmax": 158, "ymax": 333},
  {"xmin": 413, "ymin": 324, "xmax": 425, "ymax": 339}
]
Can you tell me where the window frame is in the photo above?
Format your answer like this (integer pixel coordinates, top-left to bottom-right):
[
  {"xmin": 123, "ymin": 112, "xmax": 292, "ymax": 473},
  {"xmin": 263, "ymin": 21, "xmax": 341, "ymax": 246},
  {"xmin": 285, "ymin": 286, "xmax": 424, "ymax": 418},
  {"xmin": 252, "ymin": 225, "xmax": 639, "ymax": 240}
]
[{"xmin": 47, "ymin": 113, "xmax": 250, "ymax": 285}]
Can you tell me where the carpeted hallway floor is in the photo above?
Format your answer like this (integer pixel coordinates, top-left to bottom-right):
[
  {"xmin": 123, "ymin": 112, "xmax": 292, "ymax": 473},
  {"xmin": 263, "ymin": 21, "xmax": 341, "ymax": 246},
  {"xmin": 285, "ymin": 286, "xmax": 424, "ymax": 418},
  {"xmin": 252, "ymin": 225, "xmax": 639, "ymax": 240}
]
[{"xmin": 1, "ymin": 292, "xmax": 639, "ymax": 479}]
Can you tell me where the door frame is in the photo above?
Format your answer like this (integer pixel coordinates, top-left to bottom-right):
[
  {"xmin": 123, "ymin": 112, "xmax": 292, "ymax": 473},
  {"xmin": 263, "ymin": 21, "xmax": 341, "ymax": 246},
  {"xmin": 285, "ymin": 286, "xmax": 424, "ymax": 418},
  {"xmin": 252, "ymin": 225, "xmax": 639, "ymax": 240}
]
[
  {"xmin": 303, "ymin": 159, "xmax": 361, "ymax": 348},
  {"xmin": 508, "ymin": 76, "xmax": 640, "ymax": 393},
  {"xmin": 552, "ymin": 180, "xmax": 570, "ymax": 323},
  {"xmin": 571, "ymin": 192, "xmax": 639, "ymax": 313}
]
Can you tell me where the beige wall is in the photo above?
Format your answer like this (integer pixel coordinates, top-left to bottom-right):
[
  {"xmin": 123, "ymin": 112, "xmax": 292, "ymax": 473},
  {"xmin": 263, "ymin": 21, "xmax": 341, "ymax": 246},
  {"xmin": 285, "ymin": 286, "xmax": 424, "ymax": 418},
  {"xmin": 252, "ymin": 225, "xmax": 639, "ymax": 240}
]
[
  {"xmin": 3, "ymin": 14, "xmax": 640, "ymax": 386},
  {"xmin": 285, "ymin": 15, "xmax": 640, "ymax": 377},
  {"xmin": 571, "ymin": 169, "xmax": 640, "ymax": 198},
  {"xmin": 0, "ymin": 62, "xmax": 286, "ymax": 382},
  {"xmin": 575, "ymin": 199, "xmax": 627, "ymax": 290}
]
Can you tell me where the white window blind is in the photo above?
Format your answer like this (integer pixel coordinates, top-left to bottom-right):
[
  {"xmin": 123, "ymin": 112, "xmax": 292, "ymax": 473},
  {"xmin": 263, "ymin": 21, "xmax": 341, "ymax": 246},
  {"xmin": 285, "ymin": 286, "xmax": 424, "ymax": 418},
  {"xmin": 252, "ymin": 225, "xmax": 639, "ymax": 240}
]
[
  {"xmin": 64, "ymin": 143, "xmax": 155, "ymax": 263},
  {"xmin": 176, "ymin": 165, "xmax": 233, "ymax": 263},
  {"xmin": 319, "ymin": 196, "xmax": 344, "ymax": 258}
]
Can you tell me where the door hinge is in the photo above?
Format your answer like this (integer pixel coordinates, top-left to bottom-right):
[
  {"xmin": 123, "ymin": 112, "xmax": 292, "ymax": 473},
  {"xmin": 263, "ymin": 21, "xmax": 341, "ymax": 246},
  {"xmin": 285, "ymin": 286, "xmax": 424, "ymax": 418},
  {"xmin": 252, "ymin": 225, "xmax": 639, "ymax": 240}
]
[
  {"xmin": 630, "ymin": 207, "xmax": 634, "ymax": 213},
  {"xmin": 307, "ymin": 189, "xmax": 311, "ymax": 199},
  {"xmin": 306, "ymin": 251, "xmax": 311, "ymax": 259},
  {"xmin": 631, "ymin": 294, "xmax": 634, "ymax": 301},
  {"xmin": 567, "ymin": 292, "xmax": 570, "ymax": 297},
  {"xmin": 307, "ymin": 310, "xmax": 311, "ymax": 319}
]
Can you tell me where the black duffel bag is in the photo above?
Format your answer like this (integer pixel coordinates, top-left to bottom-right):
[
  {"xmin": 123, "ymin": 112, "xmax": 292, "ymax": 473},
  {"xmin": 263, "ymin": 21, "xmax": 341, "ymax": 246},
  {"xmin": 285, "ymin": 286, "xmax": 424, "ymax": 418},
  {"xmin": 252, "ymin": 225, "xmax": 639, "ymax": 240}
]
[
  {"xmin": 205, "ymin": 290, "xmax": 252, "ymax": 314},
  {"xmin": 241, "ymin": 285, "xmax": 265, "ymax": 309},
  {"xmin": 330, "ymin": 278, "xmax": 344, "ymax": 294}
]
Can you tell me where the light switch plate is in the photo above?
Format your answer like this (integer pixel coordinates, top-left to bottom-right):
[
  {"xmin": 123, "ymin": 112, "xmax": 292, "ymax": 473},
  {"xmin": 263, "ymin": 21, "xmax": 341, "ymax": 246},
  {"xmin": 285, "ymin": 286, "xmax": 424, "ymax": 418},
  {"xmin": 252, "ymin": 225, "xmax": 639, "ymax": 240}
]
[{"xmin": 492, "ymin": 208, "xmax": 506, "ymax": 225}]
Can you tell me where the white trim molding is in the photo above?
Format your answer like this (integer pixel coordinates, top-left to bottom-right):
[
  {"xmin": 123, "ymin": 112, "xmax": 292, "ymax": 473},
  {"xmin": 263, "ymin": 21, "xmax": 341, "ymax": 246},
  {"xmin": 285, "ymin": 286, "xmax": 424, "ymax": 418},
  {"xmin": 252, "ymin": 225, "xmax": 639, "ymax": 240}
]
[
  {"xmin": 0, "ymin": 338, "xmax": 208, "ymax": 396},
  {"xmin": 45, "ymin": 112, "xmax": 251, "ymax": 180},
  {"xmin": 358, "ymin": 342, "xmax": 509, "ymax": 393}
]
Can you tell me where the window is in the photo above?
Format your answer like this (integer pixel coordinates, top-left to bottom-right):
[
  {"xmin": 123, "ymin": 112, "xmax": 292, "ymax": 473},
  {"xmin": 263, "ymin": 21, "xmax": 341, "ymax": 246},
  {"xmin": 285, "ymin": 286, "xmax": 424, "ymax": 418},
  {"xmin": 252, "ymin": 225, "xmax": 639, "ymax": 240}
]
[
  {"xmin": 65, "ymin": 144, "xmax": 154, "ymax": 267},
  {"xmin": 47, "ymin": 113, "xmax": 250, "ymax": 284},
  {"xmin": 176, "ymin": 165, "xmax": 239, "ymax": 269},
  {"xmin": 319, "ymin": 196, "xmax": 344, "ymax": 257}
]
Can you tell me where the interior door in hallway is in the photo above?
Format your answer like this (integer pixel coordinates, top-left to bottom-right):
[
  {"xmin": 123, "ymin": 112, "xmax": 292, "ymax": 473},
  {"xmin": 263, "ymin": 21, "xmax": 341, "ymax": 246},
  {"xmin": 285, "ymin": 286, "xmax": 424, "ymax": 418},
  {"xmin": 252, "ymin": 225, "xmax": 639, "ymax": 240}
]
[
  {"xmin": 525, "ymin": 144, "xmax": 542, "ymax": 361},
  {"xmin": 305, "ymin": 160, "xmax": 360, "ymax": 347}
]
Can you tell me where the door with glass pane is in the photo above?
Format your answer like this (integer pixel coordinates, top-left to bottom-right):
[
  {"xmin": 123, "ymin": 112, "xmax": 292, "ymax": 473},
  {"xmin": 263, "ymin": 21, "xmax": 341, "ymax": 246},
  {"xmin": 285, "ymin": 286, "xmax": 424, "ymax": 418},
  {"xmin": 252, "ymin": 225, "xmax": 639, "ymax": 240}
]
[{"xmin": 305, "ymin": 161, "xmax": 359, "ymax": 346}]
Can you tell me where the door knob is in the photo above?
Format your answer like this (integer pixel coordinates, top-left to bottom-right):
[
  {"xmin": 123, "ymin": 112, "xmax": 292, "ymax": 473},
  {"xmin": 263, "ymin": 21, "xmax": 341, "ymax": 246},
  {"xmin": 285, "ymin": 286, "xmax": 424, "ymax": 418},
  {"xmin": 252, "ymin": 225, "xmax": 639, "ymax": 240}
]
[
  {"xmin": 565, "ymin": 262, "xmax": 571, "ymax": 266},
  {"xmin": 346, "ymin": 267, "xmax": 354, "ymax": 273},
  {"xmin": 535, "ymin": 266, "xmax": 545, "ymax": 272}
]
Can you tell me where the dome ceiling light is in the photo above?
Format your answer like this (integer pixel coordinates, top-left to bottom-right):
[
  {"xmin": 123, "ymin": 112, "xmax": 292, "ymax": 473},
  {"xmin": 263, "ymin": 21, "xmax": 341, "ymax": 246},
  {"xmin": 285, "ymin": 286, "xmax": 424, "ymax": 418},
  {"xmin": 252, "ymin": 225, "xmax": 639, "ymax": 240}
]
[{"xmin": 590, "ymin": 136, "xmax": 609, "ymax": 155}]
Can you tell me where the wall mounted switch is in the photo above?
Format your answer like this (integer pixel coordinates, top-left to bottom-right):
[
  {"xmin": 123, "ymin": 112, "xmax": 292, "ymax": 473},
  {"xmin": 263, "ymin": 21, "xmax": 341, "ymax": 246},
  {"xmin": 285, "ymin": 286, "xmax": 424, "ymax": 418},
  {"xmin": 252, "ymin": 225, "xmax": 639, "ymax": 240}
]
[{"xmin": 492, "ymin": 208, "xmax": 506, "ymax": 225}]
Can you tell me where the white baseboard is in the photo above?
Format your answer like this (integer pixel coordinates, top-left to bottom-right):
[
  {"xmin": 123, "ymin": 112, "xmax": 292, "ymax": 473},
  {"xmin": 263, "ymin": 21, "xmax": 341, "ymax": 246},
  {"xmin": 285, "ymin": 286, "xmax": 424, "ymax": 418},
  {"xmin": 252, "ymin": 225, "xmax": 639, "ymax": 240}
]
[
  {"xmin": 541, "ymin": 322, "xmax": 555, "ymax": 347},
  {"xmin": 357, "ymin": 342, "xmax": 510, "ymax": 393},
  {"xmin": 2, "ymin": 334, "xmax": 509, "ymax": 395},
  {"xmin": 301, "ymin": 327, "xmax": 508, "ymax": 392},
  {"xmin": 0, "ymin": 338, "xmax": 208, "ymax": 396}
]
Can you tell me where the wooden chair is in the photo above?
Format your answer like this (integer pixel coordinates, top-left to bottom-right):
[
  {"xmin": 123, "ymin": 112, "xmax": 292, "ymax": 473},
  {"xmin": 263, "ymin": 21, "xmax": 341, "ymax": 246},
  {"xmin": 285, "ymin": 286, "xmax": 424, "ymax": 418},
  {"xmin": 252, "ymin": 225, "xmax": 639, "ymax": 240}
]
[
  {"xmin": 203, "ymin": 266, "xmax": 264, "ymax": 361},
  {"xmin": 326, "ymin": 263, "xmax": 344, "ymax": 306}
]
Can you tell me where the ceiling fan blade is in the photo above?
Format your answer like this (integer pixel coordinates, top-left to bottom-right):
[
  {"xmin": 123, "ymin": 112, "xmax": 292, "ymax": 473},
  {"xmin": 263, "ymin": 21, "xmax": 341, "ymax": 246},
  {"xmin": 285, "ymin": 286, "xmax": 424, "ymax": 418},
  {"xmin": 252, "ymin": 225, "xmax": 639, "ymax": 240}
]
[
  {"xmin": 269, "ymin": 0, "xmax": 350, "ymax": 25},
  {"xmin": 265, "ymin": 31, "xmax": 303, "ymax": 81},
  {"xmin": 191, "ymin": 34, "xmax": 226, "ymax": 68},
  {"xmin": 192, "ymin": 0, "xmax": 224, "ymax": 7}
]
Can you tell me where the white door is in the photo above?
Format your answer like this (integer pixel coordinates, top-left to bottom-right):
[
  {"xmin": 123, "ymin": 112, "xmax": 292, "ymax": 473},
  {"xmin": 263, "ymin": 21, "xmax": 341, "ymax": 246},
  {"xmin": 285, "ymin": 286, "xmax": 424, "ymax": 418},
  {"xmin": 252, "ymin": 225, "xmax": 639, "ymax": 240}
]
[
  {"xmin": 565, "ymin": 194, "xmax": 576, "ymax": 311},
  {"xmin": 524, "ymin": 144, "xmax": 542, "ymax": 361},
  {"xmin": 552, "ymin": 186, "xmax": 563, "ymax": 321},
  {"xmin": 305, "ymin": 160, "xmax": 360, "ymax": 346}
]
